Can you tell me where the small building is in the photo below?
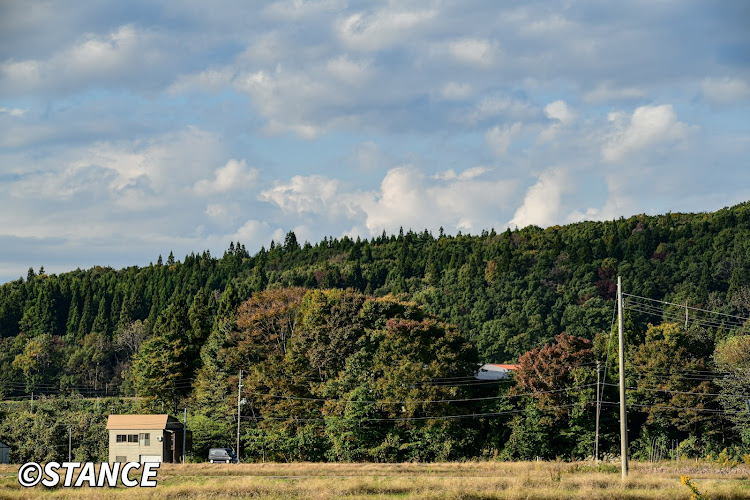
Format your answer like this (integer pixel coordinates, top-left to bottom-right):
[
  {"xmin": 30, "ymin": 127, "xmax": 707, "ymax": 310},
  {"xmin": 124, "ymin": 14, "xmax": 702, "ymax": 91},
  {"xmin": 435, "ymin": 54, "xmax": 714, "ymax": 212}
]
[
  {"xmin": 107, "ymin": 414, "xmax": 190, "ymax": 463},
  {"xmin": 0, "ymin": 439, "xmax": 9, "ymax": 464},
  {"xmin": 476, "ymin": 363, "xmax": 518, "ymax": 380}
]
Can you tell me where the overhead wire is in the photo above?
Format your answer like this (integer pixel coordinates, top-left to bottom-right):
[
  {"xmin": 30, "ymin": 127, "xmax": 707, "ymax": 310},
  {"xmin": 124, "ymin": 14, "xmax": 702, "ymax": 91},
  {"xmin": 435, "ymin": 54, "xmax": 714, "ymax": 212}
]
[{"xmin": 623, "ymin": 293, "xmax": 750, "ymax": 323}]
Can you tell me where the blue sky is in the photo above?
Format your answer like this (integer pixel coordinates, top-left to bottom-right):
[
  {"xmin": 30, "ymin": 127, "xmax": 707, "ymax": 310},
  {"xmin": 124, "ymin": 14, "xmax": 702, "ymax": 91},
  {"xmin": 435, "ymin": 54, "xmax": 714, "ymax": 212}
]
[{"xmin": 1, "ymin": 0, "xmax": 749, "ymax": 283}]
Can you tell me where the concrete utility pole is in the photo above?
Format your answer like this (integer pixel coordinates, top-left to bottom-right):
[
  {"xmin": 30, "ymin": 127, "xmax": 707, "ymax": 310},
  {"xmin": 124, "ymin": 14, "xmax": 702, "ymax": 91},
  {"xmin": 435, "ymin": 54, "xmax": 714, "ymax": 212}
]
[
  {"xmin": 237, "ymin": 370, "xmax": 243, "ymax": 463},
  {"xmin": 68, "ymin": 427, "xmax": 72, "ymax": 461},
  {"xmin": 617, "ymin": 276, "xmax": 628, "ymax": 479},
  {"xmin": 595, "ymin": 361, "xmax": 601, "ymax": 464},
  {"xmin": 685, "ymin": 300, "xmax": 689, "ymax": 329}
]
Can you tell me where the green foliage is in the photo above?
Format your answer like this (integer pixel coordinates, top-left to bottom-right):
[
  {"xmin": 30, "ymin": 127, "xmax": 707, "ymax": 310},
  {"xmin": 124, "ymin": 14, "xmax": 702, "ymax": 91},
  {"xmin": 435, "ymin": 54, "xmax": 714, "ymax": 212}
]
[{"xmin": 1, "ymin": 203, "xmax": 750, "ymax": 461}]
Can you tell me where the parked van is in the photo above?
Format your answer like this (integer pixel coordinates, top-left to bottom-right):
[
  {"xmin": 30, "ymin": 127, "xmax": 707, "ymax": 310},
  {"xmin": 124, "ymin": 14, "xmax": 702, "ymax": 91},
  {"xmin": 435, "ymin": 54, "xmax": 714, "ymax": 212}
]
[{"xmin": 208, "ymin": 448, "xmax": 237, "ymax": 463}]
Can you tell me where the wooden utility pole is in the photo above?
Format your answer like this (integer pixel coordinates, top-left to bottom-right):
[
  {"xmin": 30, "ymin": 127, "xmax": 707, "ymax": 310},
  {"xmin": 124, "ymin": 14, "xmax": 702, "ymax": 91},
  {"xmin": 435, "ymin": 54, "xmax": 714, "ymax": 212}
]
[
  {"xmin": 182, "ymin": 408, "xmax": 187, "ymax": 464},
  {"xmin": 617, "ymin": 276, "xmax": 628, "ymax": 479},
  {"xmin": 237, "ymin": 370, "xmax": 243, "ymax": 463},
  {"xmin": 595, "ymin": 361, "xmax": 601, "ymax": 464}
]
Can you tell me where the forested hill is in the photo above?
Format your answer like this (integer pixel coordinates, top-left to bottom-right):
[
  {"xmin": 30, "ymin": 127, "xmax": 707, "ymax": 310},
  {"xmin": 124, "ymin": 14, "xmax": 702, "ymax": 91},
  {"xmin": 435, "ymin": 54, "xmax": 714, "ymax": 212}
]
[{"xmin": 1, "ymin": 201, "xmax": 750, "ymax": 395}]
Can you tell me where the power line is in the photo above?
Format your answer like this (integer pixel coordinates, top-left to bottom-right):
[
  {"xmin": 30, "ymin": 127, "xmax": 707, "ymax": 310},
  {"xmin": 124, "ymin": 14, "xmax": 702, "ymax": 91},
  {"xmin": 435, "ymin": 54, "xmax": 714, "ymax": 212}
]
[
  {"xmin": 623, "ymin": 293, "xmax": 750, "ymax": 323},
  {"xmin": 243, "ymin": 383, "xmax": 596, "ymax": 405},
  {"xmin": 625, "ymin": 302, "xmax": 745, "ymax": 331},
  {"xmin": 238, "ymin": 403, "xmax": 585, "ymax": 422}
]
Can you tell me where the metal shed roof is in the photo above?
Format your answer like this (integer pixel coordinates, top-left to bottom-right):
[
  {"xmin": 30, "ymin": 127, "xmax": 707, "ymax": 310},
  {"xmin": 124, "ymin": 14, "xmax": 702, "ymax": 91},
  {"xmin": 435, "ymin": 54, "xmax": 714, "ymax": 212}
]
[{"xmin": 106, "ymin": 414, "xmax": 177, "ymax": 430}]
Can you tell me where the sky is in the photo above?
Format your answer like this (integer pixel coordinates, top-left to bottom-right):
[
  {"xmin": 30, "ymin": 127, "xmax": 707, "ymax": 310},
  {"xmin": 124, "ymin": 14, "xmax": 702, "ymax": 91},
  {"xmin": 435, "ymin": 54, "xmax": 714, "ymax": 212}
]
[{"xmin": 1, "ymin": 0, "xmax": 749, "ymax": 284}]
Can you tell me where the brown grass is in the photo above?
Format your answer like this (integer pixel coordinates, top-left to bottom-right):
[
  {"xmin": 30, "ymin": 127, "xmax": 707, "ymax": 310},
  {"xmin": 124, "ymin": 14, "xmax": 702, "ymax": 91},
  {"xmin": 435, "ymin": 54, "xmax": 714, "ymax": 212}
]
[{"xmin": 1, "ymin": 461, "xmax": 749, "ymax": 499}]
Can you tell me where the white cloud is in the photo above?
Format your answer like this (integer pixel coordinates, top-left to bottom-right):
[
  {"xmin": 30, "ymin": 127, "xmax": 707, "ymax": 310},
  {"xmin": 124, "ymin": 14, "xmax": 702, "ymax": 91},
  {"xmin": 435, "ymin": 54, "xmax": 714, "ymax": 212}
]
[
  {"xmin": 701, "ymin": 77, "xmax": 750, "ymax": 104},
  {"xmin": 347, "ymin": 141, "xmax": 390, "ymax": 171},
  {"xmin": 206, "ymin": 204, "xmax": 229, "ymax": 219},
  {"xmin": 0, "ymin": 107, "xmax": 27, "ymax": 117},
  {"xmin": 0, "ymin": 24, "xmax": 167, "ymax": 95},
  {"xmin": 439, "ymin": 82, "xmax": 472, "ymax": 100},
  {"xmin": 361, "ymin": 166, "xmax": 515, "ymax": 234},
  {"xmin": 433, "ymin": 166, "xmax": 489, "ymax": 181},
  {"xmin": 521, "ymin": 14, "xmax": 572, "ymax": 35},
  {"xmin": 583, "ymin": 81, "xmax": 646, "ymax": 104},
  {"xmin": 258, "ymin": 166, "xmax": 516, "ymax": 236},
  {"xmin": 447, "ymin": 38, "xmax": 499, "ymax": 67},
  {"xmin": 545, "ymin": 100, "xmax": 575, "ymax": 125},
  {"xmin": 168, "ymin": 68, "xmax": 235, "ymax": 94},
  {"xmin": 259, "ymin": 175, "xmax": 344, "ymax": 215},
  {"xmin": 230, "ymin": 219, "xmax": 274, "ymax": 244},
  {"xmin": 194, "ymin": 159, "xmax": 259, "ymax": 195},
  {"xmin": 509, "ymin": 168, "xmax": 571, "ymax": 228},
  {"xmin": 336, "ymin": 7, "xmax": 437, "ymax": 52},
  {"xmin": 486, "ymin": 122, "xmax": 522, "ymax": 154},
  {"xmin": 325, "ymin": 55, "xmax": 374, "ymax": 85},
  {"xmin": 602, "ymin": 104, "xmax": 694, "ymax": 162},
  {"xmin": 264, "ymin": 0, "xmax": 346, "ymax": 20},
  {"xmin": 537, "ymin": 100, "xmax": 576, "ymax": 143},
  {"xmin": 465, "ymin": 96, "xmax": 535, "ymax": 124}
]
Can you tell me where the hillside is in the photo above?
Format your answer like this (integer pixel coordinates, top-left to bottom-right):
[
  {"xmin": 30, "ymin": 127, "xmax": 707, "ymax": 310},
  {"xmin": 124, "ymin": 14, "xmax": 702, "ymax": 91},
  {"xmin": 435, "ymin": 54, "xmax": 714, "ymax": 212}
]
[
  {"xmin": 1, "ymin": 202, "xmax": 749, "ymax": 396},
  {"xmin": 1, "ymin": 203, "xmax": 750, "ymax": 463}
]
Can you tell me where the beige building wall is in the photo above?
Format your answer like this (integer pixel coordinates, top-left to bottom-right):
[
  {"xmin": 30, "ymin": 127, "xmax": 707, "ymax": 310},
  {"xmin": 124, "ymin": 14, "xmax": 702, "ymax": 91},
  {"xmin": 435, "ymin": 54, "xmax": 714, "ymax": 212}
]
[{"xmin": 108, "ymin": 429, "xmax": 169, "ymax": 463}]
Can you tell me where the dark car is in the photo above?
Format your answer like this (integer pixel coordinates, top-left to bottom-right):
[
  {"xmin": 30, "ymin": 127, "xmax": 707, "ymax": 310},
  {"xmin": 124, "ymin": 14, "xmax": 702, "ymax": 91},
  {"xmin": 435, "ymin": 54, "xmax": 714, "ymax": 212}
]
[{"xmin": 208, "ymin": 447, "xmax": 238, "ymax": 463}]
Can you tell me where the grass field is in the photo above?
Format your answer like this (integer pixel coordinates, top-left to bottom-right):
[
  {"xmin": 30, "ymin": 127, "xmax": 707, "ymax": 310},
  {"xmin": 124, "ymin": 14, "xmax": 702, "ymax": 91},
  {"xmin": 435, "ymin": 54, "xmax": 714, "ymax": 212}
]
[{"xmin": 1, "ymin": 461, "xmax": 749, "ymax": 499}]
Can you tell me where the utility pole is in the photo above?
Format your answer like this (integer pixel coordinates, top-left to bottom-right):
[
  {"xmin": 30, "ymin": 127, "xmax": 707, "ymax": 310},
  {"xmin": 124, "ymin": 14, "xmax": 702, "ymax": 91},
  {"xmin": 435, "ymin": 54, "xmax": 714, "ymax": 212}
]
[
  {"xmin": 31, "ymin": 392, "xmax": 33, "ymax": 412},
  {"xmin": 68, "ymin": 427, "xmax": 72, "ymax": 462},
  {"xmin": 182, "ymin": 408, "xmax": 187, "ymax": 464},
  {"xmin": 685, "ymin": 300, "xmax": 689, "ymax": 329},
  {"xmin": 617, "ymin": 276, "xmax": 628, "ymax": 479},
  {"xmin": 237, "ymin": 370, "xmax": 243, "ymax": 463},
  {"xmin": 595, "ymin": 360, "xmax": 601, "ymax": 464}
]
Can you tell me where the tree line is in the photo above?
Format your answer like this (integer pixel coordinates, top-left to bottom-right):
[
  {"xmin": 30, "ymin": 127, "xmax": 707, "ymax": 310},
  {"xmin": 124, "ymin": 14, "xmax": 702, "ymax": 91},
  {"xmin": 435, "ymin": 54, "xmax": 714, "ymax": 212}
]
[{"xmin": 1, "ymin": 202, "xmax": 750, "ymax": 462}]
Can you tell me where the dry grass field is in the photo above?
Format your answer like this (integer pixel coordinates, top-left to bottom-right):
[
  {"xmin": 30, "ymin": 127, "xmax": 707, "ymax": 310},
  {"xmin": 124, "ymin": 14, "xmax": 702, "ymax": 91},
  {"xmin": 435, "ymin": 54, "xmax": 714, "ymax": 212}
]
[{"xmin": 1, "ymin": 461, "xmax": 749, "ymax": 499}]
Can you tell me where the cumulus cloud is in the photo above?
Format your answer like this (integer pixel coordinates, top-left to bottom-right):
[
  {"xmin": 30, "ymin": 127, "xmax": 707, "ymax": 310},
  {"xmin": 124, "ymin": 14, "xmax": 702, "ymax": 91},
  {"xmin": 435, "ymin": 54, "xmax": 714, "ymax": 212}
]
[
  {"xmin": 538, "ymin": 100, "xmax": 575, "ymax": 143},
  {"xmin": 0, "ymin": 126, "xmax": 228, "ymax": 244},
  {"xmin": 347, "ymin": 141, "xmax": 390, "ymax": 171},
  {"xmin": 433, "ymin": 166, "xmax": 489, "ymax": 181},
  {"xmin": 545, "ymin": 100, "xmax": 575, "ymax": 125},
  {"xmin": 168, "ymin": 68, "xmax": 235, "ymax": 94},
  {"xmin": 583, "ymin": 81, "xmax": 646, "ymax": 104},
  {"xmin": 325, "ymin": 55, "xmax": 374, "ymax": 85},
  {"xmin": 335, "ymin": 6, "xmax": 437, "ymax": 52},
  {"xmin": 447, "ymin": 38, "xmax": 500, "ymax": 67},
  {"xmin": 602, "ymin": 104, "xmax": 694, "ymax": 162},
  {"xmin": 194, "ymin": 159, "xmax": 259, "ymax": 195},
  {"xmin": 465, "ymin": 96, "xmax": 535, "ymax": 125},
  {"xmin": 361, "ymin": 166, "xmax": 516, "ymax": 234},
  {"xmin": 0, "ymin": 24, "xmax": 168, "ymax": 95},
  {"xmin": 0, "ymin": 107, "xmax": 26, "ymax": 117},
  {"xmin": 260, "ymin": 166, "xmax": 516, "ymax": 236},
  {"xmin": 486, "ymin": 122, "xmax": 522, "ymax": 154},
  {"xmin": 701, "ymin": 77, "xmax": 750, "ymax": 104},
  {"xmin": 439, "ymin": 82, "xmax": 473, "ymax": 100},
  {"xmin": 509, "ymin": 168, "xmax": 571, "ymax": 228},
  {"xmin": 259, "ymin": 175, "xmax": 346, "ymax": 215},
  {"xmin": 263, "ymin": 0, "xmax": 346, "ymax": 20}
]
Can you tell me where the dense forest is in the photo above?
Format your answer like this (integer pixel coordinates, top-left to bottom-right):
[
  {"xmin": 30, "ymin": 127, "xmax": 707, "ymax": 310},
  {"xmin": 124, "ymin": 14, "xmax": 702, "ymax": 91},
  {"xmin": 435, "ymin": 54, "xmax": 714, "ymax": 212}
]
[{"xmin": 1, "ymin": 202, "xmax": 749, "ymax": 463}]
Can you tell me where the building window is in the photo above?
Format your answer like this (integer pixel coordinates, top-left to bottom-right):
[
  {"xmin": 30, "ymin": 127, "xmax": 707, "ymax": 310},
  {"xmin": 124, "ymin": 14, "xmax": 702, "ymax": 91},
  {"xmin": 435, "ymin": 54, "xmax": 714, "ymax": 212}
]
[
  {"xmin": 115, "ymin": 456, "xmax": 127, "ymax": 463},
  {"xmin": 117, "ymin": 434, "xmax": 138, "ymax": 443},
  {"xmin": 139, "ymin": 433, "xmax": 150, "ymax": 446},
  {"xmin": 127, "ymin": 434, "xmax": 138, "ymax": 443}
]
